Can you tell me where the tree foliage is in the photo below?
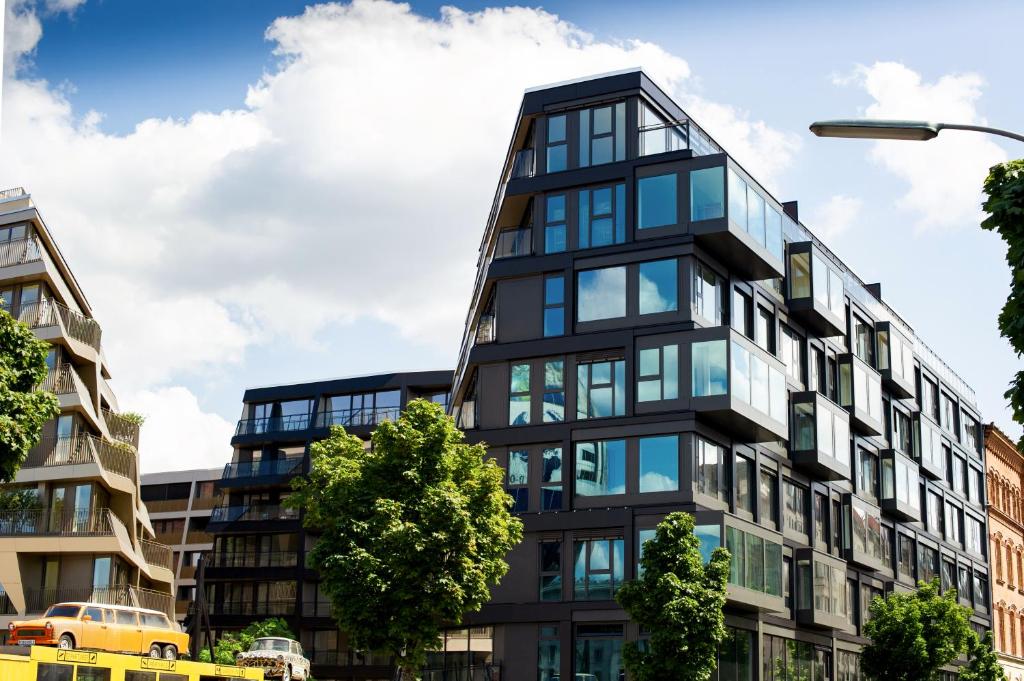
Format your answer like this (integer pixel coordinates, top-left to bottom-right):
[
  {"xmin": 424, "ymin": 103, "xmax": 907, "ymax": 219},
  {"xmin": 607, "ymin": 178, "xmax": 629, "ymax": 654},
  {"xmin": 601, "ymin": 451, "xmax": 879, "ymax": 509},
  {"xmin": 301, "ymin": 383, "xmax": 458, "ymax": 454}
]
[
  {"xmin": 616, "ymin": 512, "xmax": 730, "ymax": 681},
  {"xmin": 0, "ymin": 487, "xmax": 42, "ymax": 511},
  {"xmin": 862, "ymin": 579, "xmax": 974, "ymax": 681},
  {"xmin": 982, "ymin": 159, "xmax": 1024, "ymax": 448},
  {"xmin": 0, "ymin": 308, "xmax": 58, "ymax": 481},
  {"xmin": 960, "ymin": 630, "xmax": 1005, "ymax": 681},
  {"xmin": 288, "ymin": 399, "xmax": 523, "ymax": 680},
  {"xmin": 197, "ymin": 618, "xmax": 294, "ymax": 665}
]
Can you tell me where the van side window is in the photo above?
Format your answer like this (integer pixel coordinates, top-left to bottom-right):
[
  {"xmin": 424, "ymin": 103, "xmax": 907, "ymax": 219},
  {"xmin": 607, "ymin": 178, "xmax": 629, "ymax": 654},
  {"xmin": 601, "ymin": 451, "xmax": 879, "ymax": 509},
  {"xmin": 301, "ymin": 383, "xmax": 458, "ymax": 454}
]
[
  {"xmin": 36, "ymin": 663, "xmax": 74, "ymax": 681},
  {"xmin": 141, "ymin": 613, "xmax": 166, "ymax": 627},
  {"xmin": 103, "ymin": 609, "xmax": 115, "ymax": 623},
  {"xmin": 84, "ymin": 606, "xmax": 104, "ymax": 622},
  {"xmin": 116, "ymin": 610, "xmax": 138, "ymax": 626}
]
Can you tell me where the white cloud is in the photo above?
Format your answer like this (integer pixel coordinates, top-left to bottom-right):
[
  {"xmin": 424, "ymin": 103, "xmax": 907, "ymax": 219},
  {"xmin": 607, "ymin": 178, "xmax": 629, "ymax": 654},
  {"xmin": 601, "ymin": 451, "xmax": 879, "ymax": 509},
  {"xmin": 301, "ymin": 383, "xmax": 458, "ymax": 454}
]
[
  {"xmin": 838, "ymin": 61, "xmax": 1007, "ymax": 231},
  {"xmin": 0, "ymin": 0, "xmax": 802, "ymax": 472},
  {"xmin": 128, "ymin": 386, "xmax": 235, "ymax": 475},
  {"xmin": 806, "ymin": 194, "xmax": 863, "ymax": 242}
]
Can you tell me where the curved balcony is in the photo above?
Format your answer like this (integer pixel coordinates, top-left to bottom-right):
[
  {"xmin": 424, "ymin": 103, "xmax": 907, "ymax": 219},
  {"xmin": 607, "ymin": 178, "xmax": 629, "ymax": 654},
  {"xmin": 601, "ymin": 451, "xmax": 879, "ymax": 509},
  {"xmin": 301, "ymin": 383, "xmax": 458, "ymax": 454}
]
[
  {"xmin": 22, "ymin": 433, "xmax": 137, "ymax": 487},
  {"xmin": 0, "ymin": 235, "xmax": 43, "ymax": 269},
  {"xmin": 15, "ymin": 298, "xmax": 102, "ymax": 352},
  {"xmin": 0, "ymin": 507, "xmax": 115, "ymax": 537},
  {"xmin": 22, "ymin": 585, "xmax": 172, "ymax": 615},
  {"xmin": 102, "ymin": 409, "xmax": 142, "ymax": 450},
  {"xmin": 140, "ymin": 538, "xmax": 174, "ymax": 571}
]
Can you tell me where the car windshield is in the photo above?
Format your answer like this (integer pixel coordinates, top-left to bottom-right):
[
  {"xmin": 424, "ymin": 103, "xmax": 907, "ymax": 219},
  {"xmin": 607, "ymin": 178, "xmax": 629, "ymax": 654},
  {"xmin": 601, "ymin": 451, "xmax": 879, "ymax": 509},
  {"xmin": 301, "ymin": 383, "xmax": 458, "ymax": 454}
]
[
  {"xmin": 43, "ymin": 605, "xmax": 81, "ymax": 618},
  {"xmin": 250, "ymin": 639, "xmax": 291, "ymax": 652}
]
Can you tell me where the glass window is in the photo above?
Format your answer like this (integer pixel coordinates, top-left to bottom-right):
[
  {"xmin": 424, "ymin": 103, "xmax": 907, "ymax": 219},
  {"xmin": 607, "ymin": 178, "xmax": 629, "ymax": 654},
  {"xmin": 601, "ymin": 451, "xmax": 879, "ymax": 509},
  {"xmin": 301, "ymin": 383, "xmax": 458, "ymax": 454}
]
[
  {"xmin": 731, "ymin": 288, "xmax": 751, "ymax": 337},
  {"xmin": 544, "ymin": 275, "xmax": 565, "ymax": 337},
  {"xmin": 760, "ymin": 467, "xmax": 778, "ymax": 530},
  {"xmin": 541, "ymin": 447, "xmax": 563, "ymax": 511},
  {"xmin": 945, "ymin": 502, "xmax": 962, "ymax": 546},
  {"xmin": 892, "ymin": 408, "xmax": 913, "ymax": 455},
  {"xmin": 898, "ymin": 534, "xmax": 915, "ymax": 582},
  {"xmin": 784, "ymin": 480, "xmax": 808, "ymax": 536},
  {"xmin": 790, "ymin": 252, "xmax": 811, "ymax": 299},
  {"xmin": 728, "ymin": 169, "xmax": 747, "ymax": 231},
  {"xmin": 579, "ymin": 184, "xmax": 625, "ymax": 248},
  {"xmin": 854, "ymin": 317, "xmax": 874, "ymax": 367},
  {"xmin": 859, "ymin": 449, "xmax": 879, "ymax": 502},
  {"xmin": 637, "ymin": 344, "xmax": 678, "ymax": 402},
  {"xmin": 507, "ymin": 450, "xmax": 528, "ymax": 512},
  {"xmin": 639, "ymin": 435, "xmax": 679, "ymax": 493},
  {"xmin": 940, "ymin": 392, "xmax": 956, "ymax": 433},
  {"xmin": 921, "ymin": 377, "xmax": 938, "ymax": 420},
  {"xmin": 37, "ymin": 665, "xmax": 75, "ymax": 681},
  {"xmin": 780, "ymin": 326, "xmax": 802, "ymax": 383},
  {"xmin": 638, "ymin": 528, "xmax": 657, "ymax": 576},
  {"xmin": 692, "ymin": 340, "xmax": 727, "ymax": 397},
  {"xmin": 638, "ymin": 259, "xmax": 678, "ymax": 314},
  {"xmin": 577, "ymin": 359, "xmax": 625, "ymax": 419},
  {"xmin": 546, "ymin": 114, "xmax": 567, "ymax": 172},
  {"xmin": 814, "ymin": 493, "xmax": 829, "ymax": 549},
  {"xmin": 577, "ymin": 266, "xmax": 626, "ymax": 321},
  {"xmin": 747, "ymin": 186, "xmax": 766, "ymax": 246},
  {"xmin": 573, "ymin": 539, "xmax": 625, "ymax": 599},
  {"xmin": 727, "ymin": 526, "xmax": 783, "ymax": 596},
  {"xmin": 690, "ymin": 166, "xmax": 725, "ymax": 221},
  {"xmin": 736, "ymin": 455, "xmax": 754, "ymax": 515},
  {"xmin": 696, "ymin": 437, "xmax": 728, "ymax": 503},
  {"xmin": 539, "ymin": 542, "xmax": 562, "ymax": 601},
  {"xmin": 575, "ymin": 440, "xmax": 626, "ymax": 496},
  {"xmin": 544, "ymin": 195, "xmax": 566, "ymax": 254},
  {"xmin": 509, "ymin": 363, "xmax": 531, "ymax": 426},
  {"xmin": 579, "ymin": 103, "xmax": 625, "ymax": 167},
  {"xmin": 692, "ymin": 260, "xmax": 723, "ymax": 324},
  {"xmin": 543, "ymin": 360, "xmax": 565, "ymax": 423},
  {"xmin": 756, "ymin": 306, "xmax": 774, "ymax": 353},
  {"xmin": 927, "ymin": 491, "xmax": 943, "ymax": 536},
  {"xmin": 538, "ymin": 628, "xmax": 560, "ymax": 681},
  {"xmin": 965, "ymin": 515, "xmax": 983, "ymax": 556},
  {"xmin": 637, "ymin": 173, "xmax": 678, "ymax": 229}
]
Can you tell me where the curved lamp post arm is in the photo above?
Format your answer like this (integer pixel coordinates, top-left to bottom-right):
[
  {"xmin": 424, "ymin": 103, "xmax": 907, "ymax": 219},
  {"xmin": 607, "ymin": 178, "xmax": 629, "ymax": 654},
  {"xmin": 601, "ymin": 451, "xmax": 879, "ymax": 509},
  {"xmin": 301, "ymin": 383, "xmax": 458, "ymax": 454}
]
[
  {"xmin": 810, "ymin": 119, "xmax": 1024, "ymax": 143},
  {"xmin": 936, "ymin": 123, "xmax": 1024, "ymax": 144}
]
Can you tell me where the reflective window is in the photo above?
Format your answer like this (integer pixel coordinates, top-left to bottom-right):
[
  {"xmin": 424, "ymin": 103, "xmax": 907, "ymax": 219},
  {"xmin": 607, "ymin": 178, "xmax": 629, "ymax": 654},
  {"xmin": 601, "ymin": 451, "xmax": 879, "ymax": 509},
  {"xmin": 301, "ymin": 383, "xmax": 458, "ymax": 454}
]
[
  {"xmin": 638, "ymin": 528, "xmax": 657, "ymax": 577},
  {"xmin": 639, "ymin": 435, "xmax": 679, "ymax": 493},
  {"xmin": 577, "ymin": 359, "xmax": 625, "ymax": 419},
  {"xmin": 637, "ymin": 344, "xmax": 678, "ymax": 402},
  {"xmin": 927, "ymin": 490, "xmax": 943, "ymax": 536},
  {"xmin": 579, "ymin": 102, "xmax": 625, "ymax": 167},
  {"xmin": 542, "ymin": 447, "xmax": 563, "ymax": 511},
  {"xmin": 507, "ymin": 450, "xmax": 528, "ymax": 512},
  {"xmin": 727, "ymin": 526, "xmax": 783, "ymax": 596},
  {"xmin": 921, "ymin": 377, "xmax": 939, "ymax": 421},
  {"xmin": 755, "ymin": 305, "xmax": 774, "ymax": 353},
  {"xmin": 539, "ymin": 542, "xmax": 562, "ymax": 601},
  {"xmin": 732, "ymin": 289, "xmax": 752, "ymax": 337},
  {"xmin": 696, "ymin": 437, "xmax": 728, "ymax": 502},
  {"xmin": 696, "ymin": 525, "xmax": 722, "ymax": 563},
  {"xmin": 940, "ymin": 392, "xmax": 956, "ymax": 433},
  {"xmin": 965, "ymin": 515, "xmax": 984, "ymax": 556},
  {"xmin": 759, "ymin": 467, "xmax": 778, "ymax": 530},
  {"xmin": 543, "ymin": 275, "xmax": 565, "ymax": 337},
  {"xmin": 945, "ymin": 502, "xmax": 962, "ymax": 546},
  {"xmin": 727, "ymin": 168, "xmax": 783, "ymax": 259},
  {"xmin": 638, "ymin": 259, "xmax": 678, "ymax": 314},
  {"xmin": 637, "ymin": 173, "xmax": 678, "ymax": 229},
  {"xmin": 575, "ymin": 626, "xmax": 624, "ymax": 681},
  {"xmin": 736, "ymin": 455, "xmax": 754, "ymax": 515},
  {"xmin": 854, "ymin": 317, "xmax": 874, "ymax": 367},
  {"xmin": 544, "ymin": 194, "xmax": 567, "ymax": 254},
  {"xmin": 731, "ymin": 341, "xmax": 788, "ymax": 425},
  {"xmin": 718, "ymin": 627, "xmax": 754, "ymax": 681},
  {"xmin": 692, "ymin": 260, "xmax": 723, "ymax": 324},
  {"xmin": 858, "ymin": 449, "xmax": 879, "ymax": 502},
  {"xmin": 579, "ymin": 184, "xmax": 625, "ymax": 248},
  {"xmin": 543, "ymin": 360, "xmax": 565, "ymax": 423},
  {"xmin": 692, "ymin": 340, "xmax": 727, "ymax": 397},
  {"xmin": 538, "ymin": 627, "xmax": 560, "ymax": 681},
  {"xmin": 846, "ymin": 497, "xmax": 890, "ymax": 568},
  {"xmin": 509, "ymin": 363, "xmax": 530, "ymax": 426},
  {"xmin": 575, "ymin": 440, "xmax": 626, "ymax": 496},
  {"xmin": 779, "ymin": 325, "xmax": 802, "ymax": 384},
  {"xmin": 546, "ymin": 114, "xmax": 567, "ymax": 172},
  {"xmin": 919, "ymin": 418, "xmax": 944, "ymax": 477},
  {"xmin": 577, "ymin": 266, "xmax": 626, "ymax": 321},
  {"xmin": 573, "ymin": 539, "xmax": 624, "ymax": 599},
  {"xmin": 690, "ymin": 166, "xmax": 725, "ymax": 221},
  {"xmin": 784, "ymin": 480, "xmax": 808, "ymax": 536},
  {"xmin": 918, "ymin": 544, "xmax": 938, "ymax": 584}
]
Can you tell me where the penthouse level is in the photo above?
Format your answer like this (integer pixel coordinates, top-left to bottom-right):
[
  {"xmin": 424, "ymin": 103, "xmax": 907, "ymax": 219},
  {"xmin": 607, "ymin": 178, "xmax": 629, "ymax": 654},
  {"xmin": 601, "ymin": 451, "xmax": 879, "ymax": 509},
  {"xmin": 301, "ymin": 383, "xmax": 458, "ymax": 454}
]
[{"xmin": 449, "ymin": 69, "xmax": 988, "ymax": 681}]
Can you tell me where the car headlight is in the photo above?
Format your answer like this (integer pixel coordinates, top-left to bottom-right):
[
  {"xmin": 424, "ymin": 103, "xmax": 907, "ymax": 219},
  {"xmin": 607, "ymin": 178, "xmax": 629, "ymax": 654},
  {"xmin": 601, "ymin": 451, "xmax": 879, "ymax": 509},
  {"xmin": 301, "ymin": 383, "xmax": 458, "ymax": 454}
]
[
  {"xmin": 45, "ymin": 622, "xmax": 53, "ymax": 631},
  {"xmin": 7, "ymin": 622, "xmax": 14, "ymax": 632}
]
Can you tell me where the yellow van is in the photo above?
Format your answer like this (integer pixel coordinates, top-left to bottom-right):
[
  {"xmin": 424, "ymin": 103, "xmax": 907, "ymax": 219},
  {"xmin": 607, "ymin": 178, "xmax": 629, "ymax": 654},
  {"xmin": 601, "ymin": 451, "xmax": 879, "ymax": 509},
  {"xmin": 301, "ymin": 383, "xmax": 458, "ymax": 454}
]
[
  {"xmin": 0, "ymin": 644, "xmax": 263, "ymax": 680},
  {"xmin": 8, "ymin": 602, "xmax": 189, "ymax": 660}
]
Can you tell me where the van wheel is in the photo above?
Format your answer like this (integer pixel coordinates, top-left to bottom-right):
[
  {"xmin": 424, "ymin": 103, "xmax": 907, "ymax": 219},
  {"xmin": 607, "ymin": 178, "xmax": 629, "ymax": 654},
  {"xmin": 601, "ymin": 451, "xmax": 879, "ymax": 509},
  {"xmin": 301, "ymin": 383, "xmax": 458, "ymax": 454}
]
[
  {"xmin": 57, "ymin": 634, "xmax": 74, "ymax": 650},
  {"xmin": 149, "ymin": 643, "xmax": 162, "ymax": 658},
  {"xmin": 162, "ymin": 645, "xmax": 177, "ymax": 660}
]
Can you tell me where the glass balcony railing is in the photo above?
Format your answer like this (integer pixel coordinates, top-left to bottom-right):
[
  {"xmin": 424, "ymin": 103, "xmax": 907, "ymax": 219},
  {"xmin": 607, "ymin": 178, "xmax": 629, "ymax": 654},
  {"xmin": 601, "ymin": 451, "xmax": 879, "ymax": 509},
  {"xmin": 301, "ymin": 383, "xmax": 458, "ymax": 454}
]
[
  {"xmin": 221, "ymin": 458, "xmax": 303, "ymax": 480},
  {"xmin": 510, "ymin": 148, "xmax": 535, "ymax": 179},
  {"xmin": 880, "ymin": 450, "xmax": 922, "ymax": 522},
  {"xmin": 790, "ymin": 392, "xmax": 851, "ymax": 481},
  {"xmin": 787, "ymin": 242, "xmax": 846, "ymax": 338},
  {"xmin": 234, "ymin": 413, "xmax": 311, "ymax": 436},
  {"xmin": 209, "ymin": 551, "xmax": 298, "ymax": 569},
  {"xmin": 637, "ymin": 118, "xmax": 722, "ymax": 158},
  {"xmin": 494, "ymin": 227, "xmax": 531, "ymax": 259},
  {"xmin": 316, "ymin": 406, "xmax": 400, "ymax": 429},
  {"xmin": 838, "ymin": 353, "xmax": 884, "ymax": 436},
  {"xmin": 209, "ymin": 504, "xmax": 299, "ymax": 524},
  {"xmin": 877, "ymin": 321, "xmax": 917, "ymax": 400}
]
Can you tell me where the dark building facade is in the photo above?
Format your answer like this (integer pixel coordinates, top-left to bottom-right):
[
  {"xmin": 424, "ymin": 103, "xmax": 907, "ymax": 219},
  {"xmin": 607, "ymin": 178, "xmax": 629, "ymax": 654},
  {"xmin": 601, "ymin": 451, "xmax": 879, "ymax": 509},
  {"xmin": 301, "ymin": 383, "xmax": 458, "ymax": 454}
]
[
  {"xmin": 205, "ymin": 371, "xmax": 451, "ymax": 681},
  {"xmin": 448, "ymin": 70, "xmax": 991, "ymax": 681}
]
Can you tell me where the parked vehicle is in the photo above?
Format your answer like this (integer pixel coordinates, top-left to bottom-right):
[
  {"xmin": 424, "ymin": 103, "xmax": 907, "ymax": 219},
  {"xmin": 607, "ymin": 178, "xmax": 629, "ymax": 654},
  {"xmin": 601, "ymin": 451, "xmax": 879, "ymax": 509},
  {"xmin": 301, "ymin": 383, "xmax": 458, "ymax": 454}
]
[
  {"xmin": 235, "ymin": 637, "xmax": 310, "ymax": 680},
  {"xmin": 7, "ymin": 602, "xmax": 189, "ymax": 660}
]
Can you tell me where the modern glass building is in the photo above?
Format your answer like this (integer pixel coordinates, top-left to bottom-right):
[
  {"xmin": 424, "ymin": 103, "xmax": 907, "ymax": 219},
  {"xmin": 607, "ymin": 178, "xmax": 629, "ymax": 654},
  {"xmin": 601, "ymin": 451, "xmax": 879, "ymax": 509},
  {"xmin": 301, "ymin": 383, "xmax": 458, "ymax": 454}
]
[
  {"xmin": 204, "ymin": 371, "xmax": 453, "ymax": 681},
  {"xmin": 448, "ymin": 69, "xmax": 990, "ymax": 681}
]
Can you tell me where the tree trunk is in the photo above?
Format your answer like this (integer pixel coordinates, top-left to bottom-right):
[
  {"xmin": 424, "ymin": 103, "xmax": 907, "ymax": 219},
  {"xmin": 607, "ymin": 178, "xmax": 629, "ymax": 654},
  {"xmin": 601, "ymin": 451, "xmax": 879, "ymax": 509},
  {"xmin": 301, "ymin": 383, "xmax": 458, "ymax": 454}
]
[{"xmin": 393, "ymin": 664, "xmax": 418, "ymax": 681}]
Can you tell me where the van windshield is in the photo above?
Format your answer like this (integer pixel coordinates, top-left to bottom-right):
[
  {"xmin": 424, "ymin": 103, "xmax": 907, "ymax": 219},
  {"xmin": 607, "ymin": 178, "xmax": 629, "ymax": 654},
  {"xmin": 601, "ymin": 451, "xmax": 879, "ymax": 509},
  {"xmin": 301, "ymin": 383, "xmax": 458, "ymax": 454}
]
[
  {"xmin": 250, "ymin": 639, "xmax": 290, "ymax": 652},
  {"xmin": 43, "ymin": 605, "xmax": 82, "ymax": 618}
]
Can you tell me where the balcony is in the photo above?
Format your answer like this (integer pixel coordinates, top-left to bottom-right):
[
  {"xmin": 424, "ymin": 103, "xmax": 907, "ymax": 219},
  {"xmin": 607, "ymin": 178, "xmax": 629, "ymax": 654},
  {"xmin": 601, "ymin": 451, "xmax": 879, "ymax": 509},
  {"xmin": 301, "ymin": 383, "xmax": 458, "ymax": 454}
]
[
  {"xmin": 837, "ymin": 353, "xmax": 884, "ymax": 436},
  {"xmin": 234, "ymin": 413, "xmax": 311, "ymax": 437},
  {"xmin": 0, "ymin": 235, "xmax": 43, "ymax": 269},
  {"xmin": 214, "ymin": 600, "xmax": 295, "ymax": 617},
  {"xmin": 794, "ymin": 549, "xmax": 853, "ymax": 631},
  {"xmin": 689, "ymin": 164, "xmax": 785, "ymax": 281},
  {"xmin": 790, "ymin": 392, "xmax": 851, "ymax": 481},
  {"xmin": 23, "ymin": 434, "xmax": 137, "ymax": 486},
  {"xmin": 0, "ymin": 507, "xmax": 115, "ymax": 537},
  {"xmin": 690, "ymin": 329, "xmax": 789, "ymax": 442},
  {"xmin": 510, "ymin": 148, "xmax": 535, "ymax": 180},
  {"xmin": 842, "ymin": 494, "xmax": 892, "ymax": 574},
  {"xmin": 493, "ymin": 227, "xmax": 531, "ymax": 259},
  {"xmin": 786, "ymin": 243, "xmax": 846, "ymax": 338},
  {"xmin": 877, "ymin": 322, "xmax": 917, "ymax": 400},
  {"xmin": 0, "ymin": 593, "xmax": 16, "ymax": 616},
  {"xmin": 880, "ymin": 450, "xmax": 922, "ymax": 521},
  {"xmin": 219, "ymin": 458, "xmax": 303, "ymax": 489},
  {"xmin": 140, "ymin": 539, "xmax": 174, "ymax": 571},
  {"xmin": 693, "ymin": 511, "xmax": 785, "ymax": 613},
  {"xmin": 15, "ymin": 298, "xmax": 102, "ymax": 352},
  {"xmin": 23, "ymin": 585, "xmax": 172, "ymax": 616},
  {"xmin": 207, "ymin": 504, "xmax": 299, "ymax": 532},
  {"xmin": 102, "ymin": 409, "xmax": 142, "ymax": 450},
  {"xmin": 638, "ymin": 118, "xmax": 721, "ymax": 158},
  {"xmin": 316, "ymin": 407, "xmax": 399, "ymax": 429},
  {"xmin": 209, "ymin": 551, "xmax": 298, "ymax": 569}
]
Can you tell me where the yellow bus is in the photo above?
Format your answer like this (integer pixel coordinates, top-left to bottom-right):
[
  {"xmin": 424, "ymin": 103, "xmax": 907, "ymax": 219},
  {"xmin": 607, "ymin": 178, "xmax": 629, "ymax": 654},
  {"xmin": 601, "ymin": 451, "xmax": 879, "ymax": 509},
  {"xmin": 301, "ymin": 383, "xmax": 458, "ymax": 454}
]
[{"xmin": 0, "ymin": 644, "xmax": 264, "ymax": 681}]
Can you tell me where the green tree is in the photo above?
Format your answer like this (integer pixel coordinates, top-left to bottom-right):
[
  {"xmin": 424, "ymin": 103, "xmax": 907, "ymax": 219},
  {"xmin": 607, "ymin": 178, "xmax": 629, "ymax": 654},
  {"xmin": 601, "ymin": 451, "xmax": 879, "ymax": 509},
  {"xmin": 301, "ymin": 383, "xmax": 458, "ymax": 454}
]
[
  {"xmin": 198, "ymin": 617, "xmax": 294, "ymax": 665},
  {"xmin": 960, "ymin": 631, "xmax": 1006, "ymax": 681},
  {"xmin": 0, "ymin": 308, "xmax": 58, "ymax": 481},
  {"xmin": 982, "ymin": 159, "xmax": 1024, "ymax": 447},
  {"xmin": 0, "ymin": 487, "xmax": 42, "ymax": 511},
  {"xmin": 288, "ymin": 399, "xmax": 522, "ymax": 681},
  {"xmin": 616, "ymin": 512, "xmax": 730, "ymax": 681},
  {"xmin": 862, "ymin": 579, "xmax": 974, "ymax": 681}
]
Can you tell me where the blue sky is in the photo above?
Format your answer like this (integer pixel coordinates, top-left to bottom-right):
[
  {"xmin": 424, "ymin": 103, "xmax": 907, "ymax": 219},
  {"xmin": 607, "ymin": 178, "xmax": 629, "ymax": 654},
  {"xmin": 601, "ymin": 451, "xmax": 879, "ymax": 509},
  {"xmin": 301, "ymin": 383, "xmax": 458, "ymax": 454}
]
[{"xmin": 3, "ymin": 0, "xmax": 1021, "ymax": 470}]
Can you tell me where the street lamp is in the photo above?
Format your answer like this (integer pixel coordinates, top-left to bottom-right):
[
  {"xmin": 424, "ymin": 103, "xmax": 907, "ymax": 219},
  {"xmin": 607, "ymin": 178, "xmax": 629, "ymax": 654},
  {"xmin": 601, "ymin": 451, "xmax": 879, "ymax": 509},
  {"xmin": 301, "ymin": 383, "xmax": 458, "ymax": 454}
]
[{"xmin": 809, "ymin": 119, "xmax": 1024, "ymax": 144}]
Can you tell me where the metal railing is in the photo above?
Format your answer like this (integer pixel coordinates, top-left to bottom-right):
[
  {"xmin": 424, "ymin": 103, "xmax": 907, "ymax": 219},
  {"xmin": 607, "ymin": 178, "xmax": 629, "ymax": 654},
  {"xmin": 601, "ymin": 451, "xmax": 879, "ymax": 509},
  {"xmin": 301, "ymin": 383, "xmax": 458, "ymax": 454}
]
[
  {"xmin": 140, "ymin": 539, "xmax": 174, "ymax": 570},
  {"xmin": 38, "ymin": 363, "xmax": 81, "ymax": 395},
  {"xmin": 234, "ymin": 413, "xmax": 311, "ymax": 436},
  {"xmin": 638, "ymin": 119, "xmax": 722, "ymax": 158},
  {"xmin": 209, "ymin": 551, "xmax": 298, "ymax": 569},
  {"xmin": 102, "ymin": 409, "xmax": 141, "ymax": 449},
  {"xmin": 214, "ymin": 600, "xmax": 295, "ymax": 616},
  {"xmin": 0, "ymin": 235, "xmax": 42, "ymax": 269},
  {"xmin": 0, "ymin": 593, "xmax": 15, "ymax": 615},
  {"xmin": 316, "ymin": 407, "xmax": 400, "ymax": 429},
  {"xmin": 26, "ymin": 433, "xmax": 136, "ymax": 483},
  {"xmin": 0, "ymin": 507, "xmax": 115, "ymax": 536},
  {"xmin": 135, "ymin": 587, "xmax": 175, "ymax": 616},
  {"xmin": 14, "ymin": 298, "xmax": 102, "ymax": 350},
  {"xmin": 0, "ymin": 187, "xmax": 26, "ymax": 201},
  {"xmin": 209, "ymin": 504, "xmax": 299, "ymax": 524},
  {"xmin": 510, "ymin": 148, "xmax": 535, "ymax": 179},
  {"xmin": 493, "ymin": 228, "xmax": 531, "ymax": 259},
  {"xmin": 221, "ymin": 458, "xmax": 303, "ymax": 480},
  {"xmin": 25, "ymin": 585, "xmax": 135, "ymax": 613}
]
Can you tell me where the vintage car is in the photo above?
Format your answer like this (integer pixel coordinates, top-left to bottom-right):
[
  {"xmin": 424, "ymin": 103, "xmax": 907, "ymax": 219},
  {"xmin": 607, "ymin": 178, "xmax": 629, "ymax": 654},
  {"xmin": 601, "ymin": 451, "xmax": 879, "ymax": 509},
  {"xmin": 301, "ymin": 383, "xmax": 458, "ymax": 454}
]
[
  {"xmin": 7, "ymin": 602, "xmax": 189, "ymax": 660},
  {"xmin": 235, "ymin": 637, "xmax": 310, "ymax": 680}
]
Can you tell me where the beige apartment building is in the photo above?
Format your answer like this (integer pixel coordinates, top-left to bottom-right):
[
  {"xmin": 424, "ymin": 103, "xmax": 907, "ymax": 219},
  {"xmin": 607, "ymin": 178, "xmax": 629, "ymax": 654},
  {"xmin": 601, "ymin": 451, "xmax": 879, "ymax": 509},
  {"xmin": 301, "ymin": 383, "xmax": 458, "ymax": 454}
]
[
  {"xmin": 986, "ymin": 423, "xmax": 1024, "ymax": 681},
  {"xmin": 0, "ymin": 187, "xmax": 174, "ymax": 626}
]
